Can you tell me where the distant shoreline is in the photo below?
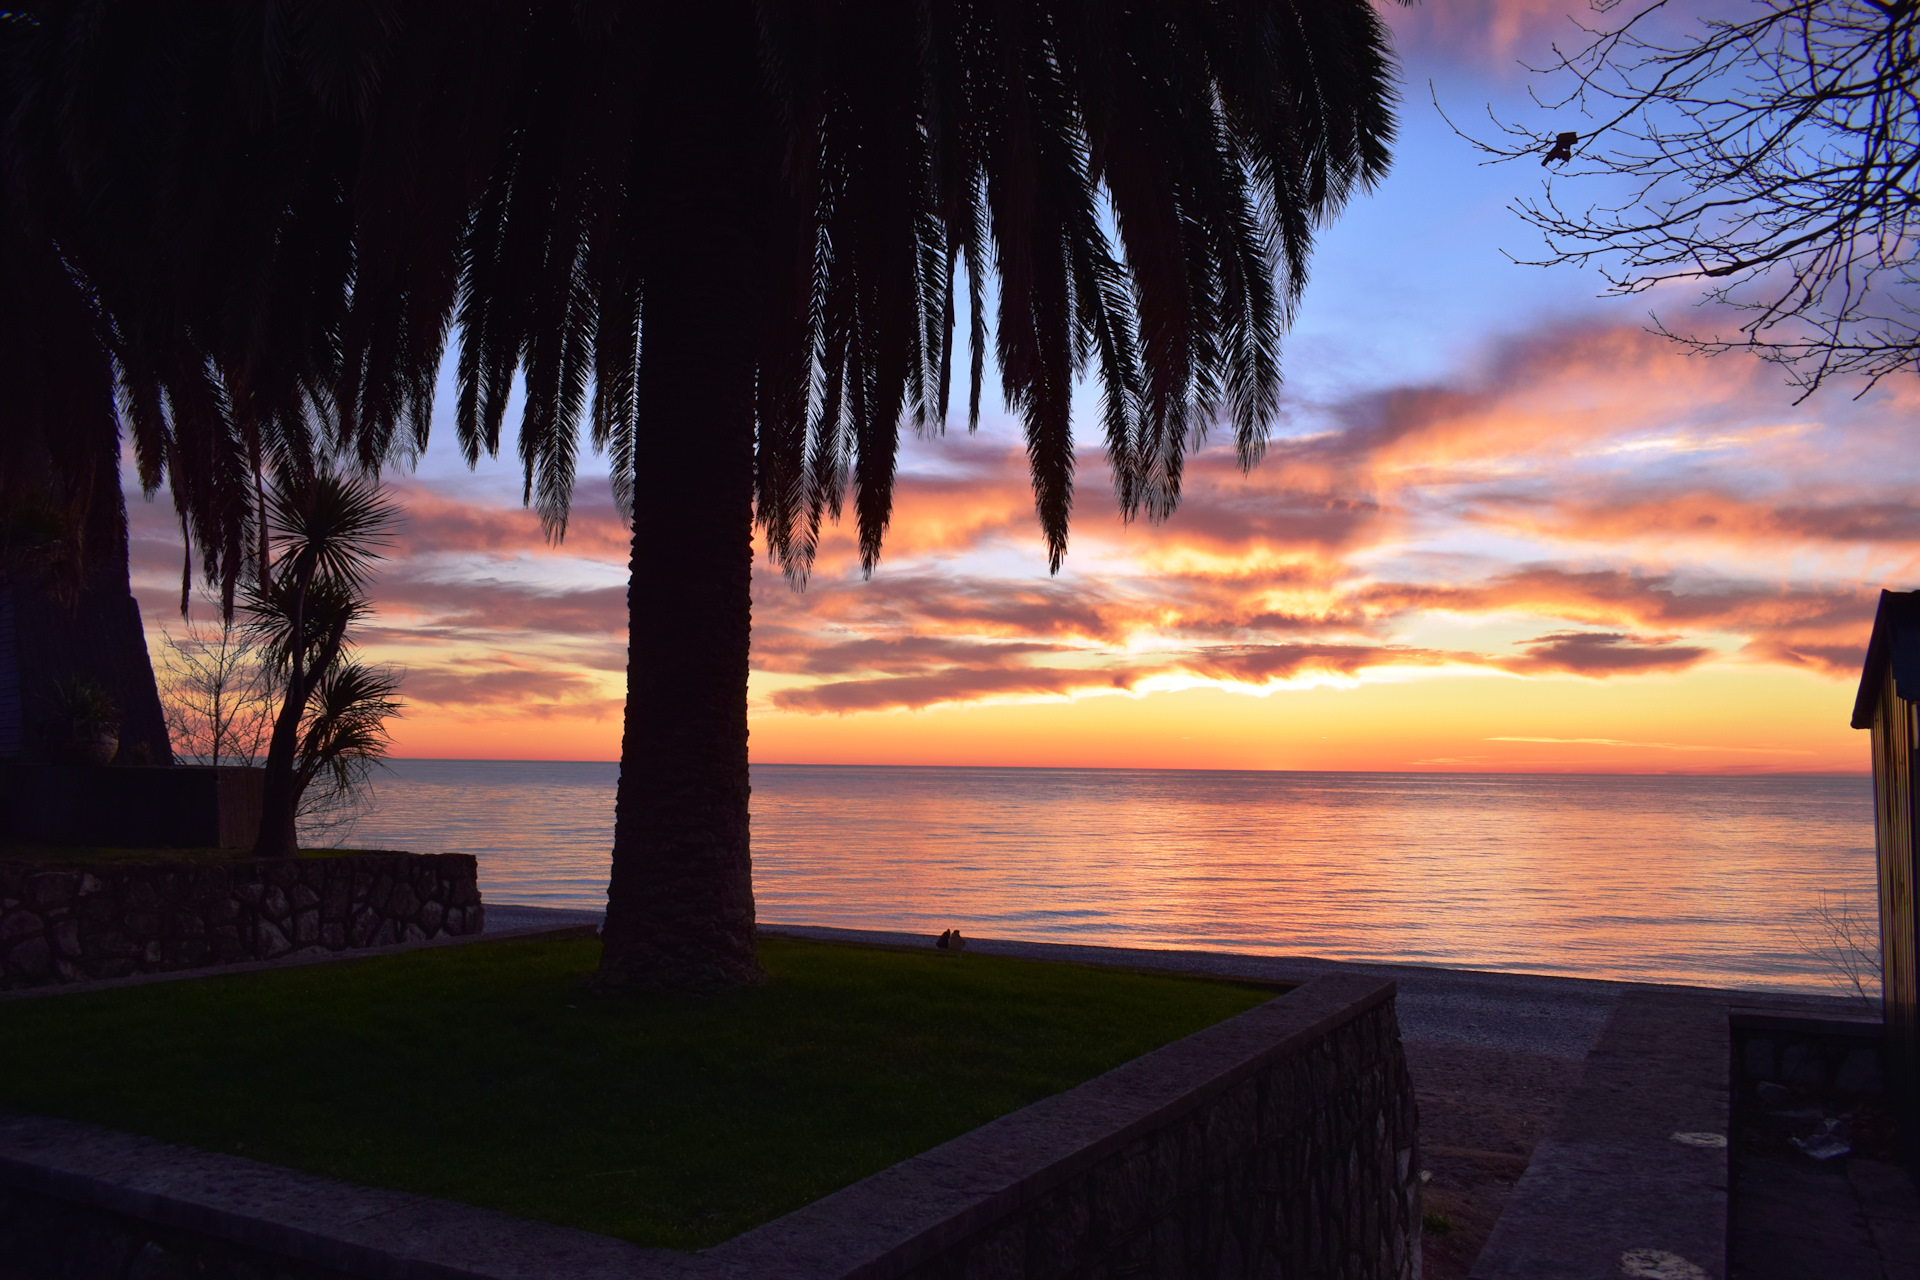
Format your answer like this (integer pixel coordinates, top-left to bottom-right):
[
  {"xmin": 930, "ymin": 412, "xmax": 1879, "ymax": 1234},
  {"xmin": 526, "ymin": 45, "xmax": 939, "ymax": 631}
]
[{"xmin": 379, "ymin": 758, "xmax": 1871, "ymax": 779}]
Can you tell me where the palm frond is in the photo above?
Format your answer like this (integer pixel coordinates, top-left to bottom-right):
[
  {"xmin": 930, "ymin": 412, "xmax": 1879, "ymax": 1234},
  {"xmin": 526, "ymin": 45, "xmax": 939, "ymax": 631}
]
[{"xmin": 7, "ymin": 0, "xmax": 1403, "ymax": 585}]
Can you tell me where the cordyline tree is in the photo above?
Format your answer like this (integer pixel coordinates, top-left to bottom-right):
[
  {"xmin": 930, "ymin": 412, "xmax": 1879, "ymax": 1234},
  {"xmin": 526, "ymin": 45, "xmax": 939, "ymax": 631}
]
[
  {"xmin": 247, "ymin": 471, "xmax": 403, "ymax": 857},
  {"xmin": 2, "ymin": 0, "xmax": 1405, "ymax": 991}
]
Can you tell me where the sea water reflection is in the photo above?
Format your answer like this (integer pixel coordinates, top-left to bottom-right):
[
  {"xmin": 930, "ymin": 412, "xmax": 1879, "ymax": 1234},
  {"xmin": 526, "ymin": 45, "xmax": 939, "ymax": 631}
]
[{"xmin": 351, "ymin": 762, "xmax": 1878, "ymax": 994}]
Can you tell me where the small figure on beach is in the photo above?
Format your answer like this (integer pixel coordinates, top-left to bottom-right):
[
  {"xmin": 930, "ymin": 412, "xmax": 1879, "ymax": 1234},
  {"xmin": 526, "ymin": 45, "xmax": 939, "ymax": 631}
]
[{"xmin": 936, "ymin": 929, "xmax": 967, "ymax": 951}]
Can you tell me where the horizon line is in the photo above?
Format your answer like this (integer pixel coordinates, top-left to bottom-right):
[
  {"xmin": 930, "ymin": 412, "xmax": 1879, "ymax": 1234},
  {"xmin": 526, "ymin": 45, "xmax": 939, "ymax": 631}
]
[{"xmin": 383, "ymin": 757, "xmax": 1871, "ymax": 778}]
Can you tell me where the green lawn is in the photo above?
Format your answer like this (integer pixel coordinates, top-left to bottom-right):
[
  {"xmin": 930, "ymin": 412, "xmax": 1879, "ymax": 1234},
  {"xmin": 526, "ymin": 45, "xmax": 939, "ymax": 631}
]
[{"xmin": 0, "ymin": 934, "xmax": 1275, "ymax": 1248}]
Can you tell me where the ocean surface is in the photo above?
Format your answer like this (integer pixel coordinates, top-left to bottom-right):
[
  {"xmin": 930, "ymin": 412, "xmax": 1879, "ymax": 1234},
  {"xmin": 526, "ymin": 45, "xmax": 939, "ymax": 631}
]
[{"xmin": 350, "ymin": 762, "xmax": 1880, "ymax": 995}]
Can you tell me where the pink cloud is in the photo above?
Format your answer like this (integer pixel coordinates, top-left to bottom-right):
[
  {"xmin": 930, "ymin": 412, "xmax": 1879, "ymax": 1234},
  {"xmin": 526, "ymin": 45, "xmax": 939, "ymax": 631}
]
[
  {"xmin": 1502, "ymin": 630, "xmax": 1710, "ymax": 675},
  {"xmin": 370, "ymin": 578, "xmax": 629, "ymax": 637},
  {"xmin": 387, "ymin": 481, "xmax": 632, "ymax": 564},
  {"xmin": 1387, "ymin": 0, "xmax": 1594, "ymax": 68},
  {"xmin": 129, "ymin": 310, "xmax": 1911, "ymax": 733}
]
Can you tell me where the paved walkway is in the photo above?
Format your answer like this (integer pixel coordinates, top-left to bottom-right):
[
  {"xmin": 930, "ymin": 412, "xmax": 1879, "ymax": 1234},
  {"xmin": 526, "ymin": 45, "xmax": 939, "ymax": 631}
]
[
  {"xmin": 1732, "ymin": 1154, "xmax": 1920, "ymax": 1280},
  {"xmin": 1472, "ymin": 986, "xmax": 1733, "ymax": 1280}
]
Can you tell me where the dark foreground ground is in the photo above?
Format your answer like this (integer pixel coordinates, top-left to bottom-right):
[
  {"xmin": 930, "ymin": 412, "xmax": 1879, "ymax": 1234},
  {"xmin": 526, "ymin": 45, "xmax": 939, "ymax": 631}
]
[
  {"xmin": 12, "ymin": 900, "xmax": 1904, "ymax": 1275},
  {"xmin": 713, "ymin": 915, "xmax": 1906, "ymax": 1280},
  {"xmin": 492, "ymin": 907, "xmax": 1627, "ymax": 1276},
  {"xmin": 0, "ymin": 929, "xmax": 1271, "ymax": 1249}
]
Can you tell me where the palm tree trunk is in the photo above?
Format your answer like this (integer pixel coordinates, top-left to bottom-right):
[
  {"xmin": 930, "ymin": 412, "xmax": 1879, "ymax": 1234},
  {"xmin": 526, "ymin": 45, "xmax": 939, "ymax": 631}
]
[
  {"xmin": 0, "ymin": 231, "xmax": 171, "ymax": 771},
  {"xmin": 595, "ymin": 7, "xmax": 767, "ymax": 992}
]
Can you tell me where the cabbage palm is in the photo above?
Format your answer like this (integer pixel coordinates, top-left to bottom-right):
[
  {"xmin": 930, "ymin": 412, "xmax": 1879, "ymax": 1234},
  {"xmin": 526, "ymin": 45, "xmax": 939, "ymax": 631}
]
[
  {"xmin": 4, "ymin": 0, "xmax": 1404, "ymax": 990},
  {"xmin": 246, "ymin": 472, "xmax": 399, "ymax": 856}
]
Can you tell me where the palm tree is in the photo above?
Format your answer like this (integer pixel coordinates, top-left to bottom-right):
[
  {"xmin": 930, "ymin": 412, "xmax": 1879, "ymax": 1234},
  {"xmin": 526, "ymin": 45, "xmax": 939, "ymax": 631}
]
[
  {"xmin": 447, "ymin": 1, "xmax": 1405, "ymax": 992},
  {"xmin": 1, "ymin": 0, "xmax": 499, "ymax": 630},
  {"xmin": 4, "ymin": 0, "xmax": 1403, "ymax": 990}
]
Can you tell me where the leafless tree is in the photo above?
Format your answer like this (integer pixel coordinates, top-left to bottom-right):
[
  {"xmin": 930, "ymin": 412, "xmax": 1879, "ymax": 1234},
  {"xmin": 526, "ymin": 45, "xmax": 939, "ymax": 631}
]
[
  {"xmin": 158, "ymin": 600, "xmax": 275, "ymax": 767},
  {"xmin": 160, "ymin": 567, "xmax": 402, "ymax": 849},
  {"xmin": 293, "ymin": 756, "xmax": 379, "ymax": 848},
  {"xmin": 1454, "ymin": 0, "xmax": 1920, "ymax": 398},
  {"xmin": 1787, "ymin": 889, "xmax": 1883, "ymax": 1007}
]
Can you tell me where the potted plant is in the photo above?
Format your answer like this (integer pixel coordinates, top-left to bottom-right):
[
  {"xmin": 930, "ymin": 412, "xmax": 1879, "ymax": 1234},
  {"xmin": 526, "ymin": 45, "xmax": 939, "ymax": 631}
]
[{"xmin": 47, "ymin": 679, "xmax": 121, "ymax": 765}]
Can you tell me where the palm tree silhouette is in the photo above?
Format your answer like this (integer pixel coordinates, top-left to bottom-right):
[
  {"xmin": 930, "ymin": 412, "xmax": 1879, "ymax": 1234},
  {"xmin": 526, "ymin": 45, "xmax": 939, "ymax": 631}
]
[{"xmin": 5, "ymin": 0, "xmax": 1404, "ymax": 990}]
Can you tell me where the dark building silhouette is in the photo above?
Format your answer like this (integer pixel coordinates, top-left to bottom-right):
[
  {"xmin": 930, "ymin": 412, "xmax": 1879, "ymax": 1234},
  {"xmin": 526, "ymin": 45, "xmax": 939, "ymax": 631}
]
[{"xmin": 1851, "ymin": 588, "xmax": 1920, "ymax": 1136}]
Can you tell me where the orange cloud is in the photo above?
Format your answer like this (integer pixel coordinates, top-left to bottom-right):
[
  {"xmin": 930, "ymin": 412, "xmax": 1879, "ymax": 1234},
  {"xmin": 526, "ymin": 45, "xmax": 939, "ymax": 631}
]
[
  {"xmin": 126, "ymin": 309, "xmax": 1911, "ymax": 769},
  {"xmin": 370, "ymin": 578, "xmax": 629, "ymax": 640},
  {"xmin": 1269, "ymin": 324, "xmax": 1801, "ymax": 490},
  {"xmin": 765, "ymin": 639, "xmax": 1472, "ymax": 715},
  {"xmin": 1359, "ymin": 567, "xmax": 1872, "ymax": 634},
  {"xmin": 403, "ymin": 663, "xmax": 610, "ymax": 712},
  {"xmin": 1475, "ymin": 489, "xmax": 1920, "ymax": 549}
]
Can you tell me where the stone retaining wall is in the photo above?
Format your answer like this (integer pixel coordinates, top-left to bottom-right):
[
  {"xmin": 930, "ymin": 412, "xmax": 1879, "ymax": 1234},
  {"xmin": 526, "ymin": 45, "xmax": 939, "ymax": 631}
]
[
  {"xmin": 0, "ymin": 853, "xmax": 482, "ymax": 990},
  {"xmin": 0, "ymin": 972, "xmax": 1418, "ymax": 1280},
  {"xmin": 1730, "ymin": 1006, "xmax": 1885, "ymax": 1103}
]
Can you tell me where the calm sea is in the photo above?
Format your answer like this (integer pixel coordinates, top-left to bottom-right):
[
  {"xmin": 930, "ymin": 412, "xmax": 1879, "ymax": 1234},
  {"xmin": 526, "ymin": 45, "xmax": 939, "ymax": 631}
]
[{"xmin": 350, "ymin": 762, "xmax": 1879, "ymax": 995}]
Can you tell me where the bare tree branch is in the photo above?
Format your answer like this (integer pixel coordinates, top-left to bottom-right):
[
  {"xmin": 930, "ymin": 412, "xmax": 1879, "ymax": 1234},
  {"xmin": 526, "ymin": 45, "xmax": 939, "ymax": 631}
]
[
  {"xmin": 157, "ymin": 597, "xmax": 275, "ymax": 767},
  {"xmin": 158, "ymin": 584, "xmax": 397, "ymax": 847},
  {"xmin": 1445, "ymin": 0, "xmax": 1920, "ymax": 398},
  {"xmin": 1786, "ymin": 889, "xmax": 1883, "ymax": 1006}
]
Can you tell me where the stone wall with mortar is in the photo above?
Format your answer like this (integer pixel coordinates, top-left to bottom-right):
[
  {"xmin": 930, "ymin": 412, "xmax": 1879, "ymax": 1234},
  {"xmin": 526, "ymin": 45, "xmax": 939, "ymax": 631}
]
[
  {"xmin": 1730, "ymin": 1007, "xmax": 1885, "ymax": 1102},
  {"xmin": 0, "ymin": 853, "xmax": 482, "ymax": 989},
  {"xmin": 0, "ymin": 973, "xmax": 1418, "ymax": 1280}
]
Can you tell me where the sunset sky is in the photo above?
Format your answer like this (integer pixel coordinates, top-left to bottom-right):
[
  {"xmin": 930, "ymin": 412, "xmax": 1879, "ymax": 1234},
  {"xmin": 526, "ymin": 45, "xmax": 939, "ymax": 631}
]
[{"xmin": 130, "ymin": 0, "xmax": 1915, "ymax": 774}]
